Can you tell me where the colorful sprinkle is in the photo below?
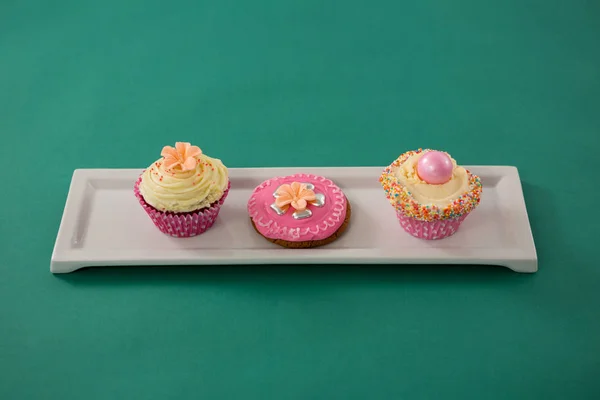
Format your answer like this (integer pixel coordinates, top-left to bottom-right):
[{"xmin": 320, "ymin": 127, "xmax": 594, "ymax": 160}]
[{"xmin": 379, "ymin": 149, "xmax": 482, "ymax": 221}]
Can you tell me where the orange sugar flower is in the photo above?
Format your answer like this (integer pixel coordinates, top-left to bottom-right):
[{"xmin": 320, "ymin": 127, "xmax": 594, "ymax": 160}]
[
  {"xmin": 275, "ymin": 182, "xmax": 317, "ymax": 212},
  {"xmin": 161, "ymin": 142, "xmax": 202, "ymax": 171}
]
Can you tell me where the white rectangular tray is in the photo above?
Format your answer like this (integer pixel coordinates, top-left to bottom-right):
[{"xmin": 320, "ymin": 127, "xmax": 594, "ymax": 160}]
[{"xmin": 51, "ymin": 166, "xmax": 537, "ymax": 274}]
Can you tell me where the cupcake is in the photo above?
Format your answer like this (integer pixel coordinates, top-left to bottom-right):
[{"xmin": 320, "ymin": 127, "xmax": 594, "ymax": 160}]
[
  {"xmin": 248, "ymin": 174, "xmax": 351, "ymax": 248},
  {"xmin": 380, "ymin": 149, "xmax": 482, "ymax": 240},
  {"xmin": 134, "ymin": 142, "xmax": 230, "ymax": 237}
]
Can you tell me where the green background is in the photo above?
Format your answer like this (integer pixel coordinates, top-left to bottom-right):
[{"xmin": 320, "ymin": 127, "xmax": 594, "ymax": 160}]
[{"xmin": 1, "ymin": 0, "xmax": 599, "ymax": 398}]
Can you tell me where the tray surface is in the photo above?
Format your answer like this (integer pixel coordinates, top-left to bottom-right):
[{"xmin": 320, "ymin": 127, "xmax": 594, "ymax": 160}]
[{"xmin": 51, "ymin": 166, "xmax": 537, "ymax": 273}]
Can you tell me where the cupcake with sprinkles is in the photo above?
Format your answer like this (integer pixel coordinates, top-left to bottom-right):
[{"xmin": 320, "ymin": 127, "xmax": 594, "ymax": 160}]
[
  {"xmin": 380, "ymin": 149, "xmax": 482, "ymax": 240},
  {"xmin": 134, "ymin": 142, "xmax": 230, "ymax": 237}
]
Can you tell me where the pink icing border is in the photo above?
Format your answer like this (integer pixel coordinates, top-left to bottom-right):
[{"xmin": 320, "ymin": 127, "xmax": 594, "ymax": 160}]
[{"xmin": 247, "ymin": 174, "xmax": 348, "ymax": 242}]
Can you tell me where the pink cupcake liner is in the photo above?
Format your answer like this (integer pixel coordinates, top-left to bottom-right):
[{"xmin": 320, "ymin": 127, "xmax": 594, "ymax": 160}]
[
  {"xmin": 396, "ymin": 209, "xmax": 470, "ymax": 240},
  {"xmin": 134, "ymin": 176, "xmax": 230, "ymax": 238}
]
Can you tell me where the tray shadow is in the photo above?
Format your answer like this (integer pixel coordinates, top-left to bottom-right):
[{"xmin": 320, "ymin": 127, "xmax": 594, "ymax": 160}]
[
  {"xmin": 56, "ymin": 263, "xmax": 535, "ymax": 294},
  {"xmin": 520, "ymin": 181, "xmax": 555, "ymax": 267}
]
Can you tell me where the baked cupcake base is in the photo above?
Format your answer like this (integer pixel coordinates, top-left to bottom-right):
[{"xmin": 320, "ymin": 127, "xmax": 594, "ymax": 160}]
[
  {"xmin": 396, "ymin": 210, "xmax": 468, "ymax": 240},
  {"xmin": 247, "ymin": 174, "xmax": 351, "ymax": 248},
  {"xmin": 134, "ymin": 176, "xmax": 230, "ymax": 238}
]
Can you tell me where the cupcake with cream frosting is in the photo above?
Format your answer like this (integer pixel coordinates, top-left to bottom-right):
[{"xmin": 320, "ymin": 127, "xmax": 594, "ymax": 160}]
[
  {"xmin": 134, "ymin": 142, "xmax": 229, "ymax": 237},
  {"xmin": 380, "ymin": 149, "xmax": 482, "ymax": 240}
]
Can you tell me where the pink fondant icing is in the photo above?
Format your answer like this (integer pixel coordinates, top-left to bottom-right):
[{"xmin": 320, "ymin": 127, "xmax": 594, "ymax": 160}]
[{"xmin": 248, "ymin": 174, "xmax": 348, "ymax": 242}]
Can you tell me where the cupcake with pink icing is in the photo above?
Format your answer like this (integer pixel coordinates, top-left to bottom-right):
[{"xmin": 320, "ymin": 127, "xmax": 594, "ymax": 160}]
[
  {"xmin": 134, "ymin": 142, "xmax": 230, "ymax": 237},
  {"xmin": 380, "ymin": 149, "xmax": 482, "ymax": 240},
  {"xmin": 248, "ymin": 174, "xmax": 351, "ymax": 248}
]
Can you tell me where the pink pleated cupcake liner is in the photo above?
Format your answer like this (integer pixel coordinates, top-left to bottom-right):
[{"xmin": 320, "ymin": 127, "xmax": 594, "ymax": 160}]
[
  {"xmin": 134, "ymin": 176, "xmax": 230, "ymax": 238},
  {"xmin": 396, "ymin": 209, "xmax": 470, "ymax": 240}
]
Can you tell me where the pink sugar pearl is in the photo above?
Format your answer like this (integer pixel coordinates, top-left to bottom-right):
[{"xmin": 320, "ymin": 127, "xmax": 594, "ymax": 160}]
[{"xmin": 417, "ymin": 151, "xmax": 454, "ymax": 185}]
